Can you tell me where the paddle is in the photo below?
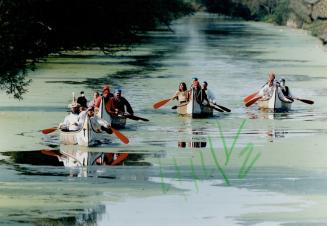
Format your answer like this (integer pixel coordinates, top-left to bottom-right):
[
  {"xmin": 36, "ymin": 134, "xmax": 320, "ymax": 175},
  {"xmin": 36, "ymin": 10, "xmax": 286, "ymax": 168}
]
[
  {"xmin": 41, "ymin": 127, "xmax": 58, "ymax": 134},
  {"xmin": 243, "ymin": 82, "xmax": 268, "ymax": 103},
  {"xmin": 206, "ymin": 105, "xmax": 223, "ymax": 112},
  {"xmin": 41, "ymin": 149, "xmax": 61, "ymax": 157},
  {"xmin": 211, "ymin": 106, "xmax": 224, "ymax": 112},
  {"xmin": 111, "ymin": 127, "xmax": 129, "ymax": 144},
  {"xmin": 153, "ymin": 98, "xmax": 172, "ymax": 109},
  {"xmin": 123, "ymin": 114, "xmax": 149, "ymax": 122},
  {"xmin": 213, "ymin": 103, "xmax": 231, "ymax": 112},
  {"xmin": 243, "ymin": 91, "xmax": 259, "ymax": 103},
  {"xmin": 293, "ymin": 98, "xmax": 314, "ymax": 105},
  {"xmin": 245, "ymin": 96, "xmax": 262, "ymax": 107},
  {"xmin": 111, "ymin": 153, "xmax": 129, "ymax": 166}
]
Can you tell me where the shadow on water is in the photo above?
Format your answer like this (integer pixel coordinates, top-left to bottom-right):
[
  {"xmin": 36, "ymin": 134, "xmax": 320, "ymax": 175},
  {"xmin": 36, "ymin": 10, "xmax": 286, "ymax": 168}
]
[
  {"xmin": 33, "ymin": 205, "xmax": 105, "ymax": 226},
  {"xmin": 43, "ymin": 31, "xmax": 190, "ymax": 91},
  {"xmin": 0, "ymin": 204, "xmax": 106, "ymax": 226},
  {"xmin": 245, "ymin": 108, "xmax": 292, "ymax": 120},
  {"xmin": 2, "ymin": 148, "xmax": 150, "ymax": 177},
  {"xmin": 242, "ymin": 108, "xmax": 327, "ymax": 142},
  {"xmin": 246, "ymin": 107, "xmax": 323, "ymax": 122}
]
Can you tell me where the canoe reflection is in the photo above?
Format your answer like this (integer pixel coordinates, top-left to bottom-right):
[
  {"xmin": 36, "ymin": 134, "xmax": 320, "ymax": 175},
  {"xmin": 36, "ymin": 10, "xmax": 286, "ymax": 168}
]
[
  {"xmin": 57, "ymin": 150, "xmax": 129, "ymax": 167},
  {"xmin": 4, "ymin": 149, "xmax": 150, "ymax": 178},
  {"xmin": 246, "ymin": 109, "xmax": 290, "ymax": 120},
  {"xmin": 178, "ymin": 127, "xmax": 207, "ymax": 149},
  {"xmin": 178, "ymin": 141, "xmax": 207, "ymax": 148},
  {"xmin": 266, "ymin": 128, "xmax": 288, "ymax": 142}
]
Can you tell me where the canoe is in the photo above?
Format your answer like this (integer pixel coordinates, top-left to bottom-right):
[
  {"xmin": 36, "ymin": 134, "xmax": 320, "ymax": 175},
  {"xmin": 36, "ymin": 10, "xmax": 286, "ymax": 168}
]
[
  {"xmin": 176, "ymin": 89, "xmax": 213, "ymax": 118},
  {"xmin": 97, "ymin": 97, "xmax": 127, "ymax": 129},
  {"xmin": 59, "ymin": 116, "xmax": 103, "ymax": 146},
  {"xmin": 257, "ymin": 86, "xmax": 292, "ymax": 111}
]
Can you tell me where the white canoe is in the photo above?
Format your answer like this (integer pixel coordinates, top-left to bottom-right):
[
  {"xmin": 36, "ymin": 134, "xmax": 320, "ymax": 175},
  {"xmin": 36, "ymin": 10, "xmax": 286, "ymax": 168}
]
[
  {"xmin": 59, "ymin": 116, "xmax": 103, "ymax": 146},
  {"xmin": 257, "ymin": 86, "xmax": 292, "ymax": 111},
  {"xmin": 97, "ymin": 97, "xmax": 127, "ymax": 129},
  {"xmin": 177, "ymin": 89, "xmax": 213, "ymax": 118}
]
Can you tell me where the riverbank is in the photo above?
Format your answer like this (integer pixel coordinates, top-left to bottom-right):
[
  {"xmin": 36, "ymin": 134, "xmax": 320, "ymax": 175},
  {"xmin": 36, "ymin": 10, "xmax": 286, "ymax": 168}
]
[
  {"xmin": 201, "ymin": 0, "xmax": 327, "ymax": 45},
  {"xmin": 287, "ymin": 0, "xmax": 327, "ymax": 44}
]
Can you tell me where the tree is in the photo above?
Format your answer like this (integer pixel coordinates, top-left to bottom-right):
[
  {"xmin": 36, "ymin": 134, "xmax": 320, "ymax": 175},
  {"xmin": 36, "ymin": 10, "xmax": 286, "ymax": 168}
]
[{"xmin": 0, "ymin": 0, "xmax": 193, "ymax": 99}]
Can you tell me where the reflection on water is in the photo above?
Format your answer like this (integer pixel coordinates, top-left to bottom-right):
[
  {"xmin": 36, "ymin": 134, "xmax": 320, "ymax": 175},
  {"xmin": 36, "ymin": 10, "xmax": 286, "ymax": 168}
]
[
  {"xmin": 246, "ymin": 108, "xmax": 291, "ymax": 120},
  {"xmin": 33, "ymin": 204, "xmax": 106, "ymax": 226},
  {"xmin": 178, "ymin": 141, "xmax": 207, "ymax": 148},
  {"xmin": 176, "ymin": 117, "xmax": 208, "ymax": 148},
  {"xmin": 3, "ymin": 146, "xmax": 149, "ymax": 179},
  {"xmin": 178, "ymin": 128, "xmax": 207, "ymax": 148}
]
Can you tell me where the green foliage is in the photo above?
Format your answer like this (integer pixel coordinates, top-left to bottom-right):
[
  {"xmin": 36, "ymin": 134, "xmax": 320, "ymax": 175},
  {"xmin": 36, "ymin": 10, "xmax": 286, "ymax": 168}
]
[
  {"xmin": 202, "ymin": 0, "xmax": 251, "ymax": 19},
  {"xmin": 201, "ymin": 0, "xmax": 290, "ymax": 23},
  {"xmin": 0, "ymin": 0, "xmax": 193, "ymax": 99},
  {"xmin": 268, "ymin": 0, "xmax": 290, "ymax": 25}
]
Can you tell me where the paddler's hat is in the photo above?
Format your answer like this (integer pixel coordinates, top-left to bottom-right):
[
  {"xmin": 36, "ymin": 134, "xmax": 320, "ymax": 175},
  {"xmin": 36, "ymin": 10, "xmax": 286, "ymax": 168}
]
[
  {"xmin": 192, "ymin": 77, "xmax": 198, "ymax": 81},
  {"xmin": 114, "ymin": 89, "xmax": 122, "ymax": 94}
]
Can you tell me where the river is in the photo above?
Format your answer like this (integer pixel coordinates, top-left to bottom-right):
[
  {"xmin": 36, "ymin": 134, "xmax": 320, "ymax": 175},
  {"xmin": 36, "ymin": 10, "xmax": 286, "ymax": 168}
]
[{"xmin": 1, "ymin": 13, "xmax": 327, "ymax": 225}]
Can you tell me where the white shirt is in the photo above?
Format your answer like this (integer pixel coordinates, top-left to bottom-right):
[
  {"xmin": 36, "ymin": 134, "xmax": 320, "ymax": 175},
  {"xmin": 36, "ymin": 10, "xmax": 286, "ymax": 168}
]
[
  {"xmin": 77, "ymin": 110, "xmax": 88, "ymax": 129},
  {"xmin": 259, "ymin": 84, "xmax": 274, "ymax": 100},
  {"xmin": 61, "ymin": 113, "xmax": 79, "ymax": 131}
]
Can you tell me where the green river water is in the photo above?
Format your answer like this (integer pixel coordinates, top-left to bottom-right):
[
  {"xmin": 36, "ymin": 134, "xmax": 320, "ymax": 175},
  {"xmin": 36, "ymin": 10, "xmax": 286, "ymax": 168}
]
[{"xmin": 1, "ymin": 13, "xmax": 327, "ymax": 225}]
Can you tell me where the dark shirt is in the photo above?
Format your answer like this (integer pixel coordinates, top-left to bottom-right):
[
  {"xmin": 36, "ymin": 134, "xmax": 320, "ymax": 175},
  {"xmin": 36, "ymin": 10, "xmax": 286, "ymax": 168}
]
[
  {"xmin": 103, "ymin": 93, "xmax": 114, "ymax": 103},
  {"xmin": 192, "ymin": 87, "xmax": 203, "ymax": 104},
  {"xmin": 282, "ymin": 86, "xmax": 290, "ymax": 97},
  {"xmin": 112, "ymin": 96, "xmax": 134, "ymax": 115},
  {"xmin": 77, "ymin": 96, "xmax": 87, "ymax": 108},
  {"xmin": 201, "ymin": 89, "xmax": 210, "ymax": 105}
]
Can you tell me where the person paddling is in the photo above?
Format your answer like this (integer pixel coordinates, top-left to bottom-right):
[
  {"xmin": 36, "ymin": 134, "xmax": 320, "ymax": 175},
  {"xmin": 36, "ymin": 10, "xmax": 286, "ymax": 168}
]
[
  {"xmin": 202, "ymin": 81, "xmax": 215, "ymax": 105},
  {"xmin": 279, "ymin": 78, "xmax": 293, "ymax": 101},
  {"xmin": 59, "ymin": 102, "xmax": 80, "ymax": 131},
  {"xmin": 95, "ymin": 85, "xmax": 114, "ymax": 109},
  {"xmin": 111, "ymin": 89, "xmax": 134, "ymax": 116},
  {"xmin": 258, "ymin": 72, "xmax": 276, "ymax": 100},
  {"xmin": 89, "ymin": 91, "xmax": 101, "ymax": 107},
  {"xmin": 191, "ymin": 80, "xmax": 204, "ymax": 104},
  {"xmin": 172, "ymin": 82, "xmax": 189, "ymax": 104},
  {"xmin": 77, "ymin": 91, "xmax": 88, "ymax": 108}
]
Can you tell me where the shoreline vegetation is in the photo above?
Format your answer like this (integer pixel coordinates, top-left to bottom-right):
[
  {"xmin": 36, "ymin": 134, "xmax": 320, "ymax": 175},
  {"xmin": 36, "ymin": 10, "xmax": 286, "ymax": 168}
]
[
  {"xmin": 1, "ymin": 0, "xmax": 327, "ymax": 98},
  {"xmin": 0, "ymin": 0, "xmax": 194, "ymax": 99},
  {"xmin": 201, "ymin": 0, "xmax": 327, "ymax": 45}
]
